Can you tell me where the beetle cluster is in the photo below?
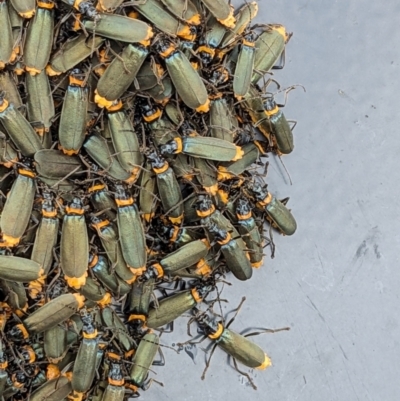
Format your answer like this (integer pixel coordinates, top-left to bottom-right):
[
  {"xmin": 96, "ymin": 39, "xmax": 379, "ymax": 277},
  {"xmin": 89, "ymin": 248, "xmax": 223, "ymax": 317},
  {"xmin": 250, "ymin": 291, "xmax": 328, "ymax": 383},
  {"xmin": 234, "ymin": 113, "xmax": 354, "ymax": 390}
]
[{"xmin": 0, "ymin": 0, "xmax": 298, "ymax": 399}]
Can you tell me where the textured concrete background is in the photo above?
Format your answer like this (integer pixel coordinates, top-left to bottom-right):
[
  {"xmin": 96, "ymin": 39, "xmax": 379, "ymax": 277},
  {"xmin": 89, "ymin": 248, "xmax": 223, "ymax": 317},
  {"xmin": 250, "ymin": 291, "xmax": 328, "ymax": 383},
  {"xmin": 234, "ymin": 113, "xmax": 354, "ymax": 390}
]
[{"xmin": 146, "ymin": 1, "xmax": 400, "ymax": 400}]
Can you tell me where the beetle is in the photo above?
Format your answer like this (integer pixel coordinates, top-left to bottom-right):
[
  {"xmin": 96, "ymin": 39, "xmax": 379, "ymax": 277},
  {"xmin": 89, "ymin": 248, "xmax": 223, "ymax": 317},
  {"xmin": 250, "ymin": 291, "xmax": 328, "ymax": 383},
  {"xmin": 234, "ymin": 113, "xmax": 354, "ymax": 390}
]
[
  {"xmin": 25, "ymin": 69, "xmax": 54, "ymax": 145},
  {"xmin": 34, "ymin": 149, "xmax": 84, "ymax": 179},
  {"xmin": 233, "ymin": 32, "xmax": 257, "ymax": 99},
  {"xmin": 199, "ymin": 0, "xmax": 235, "ymax": 28},
  {"xmin": 0, "ymin": 132, "xmax": 18, "ymax": 168},
  {"xmin": 70, "ymin": 311, "xmax": 100, "ymax": 401},
  {"xmin": 242, "ymin": 85, "xmax": 270, "ymax": 137},
  {"xmin": 0, "ymin": 92, "xmax": 43, "ymax": 157},
  {"xmin": 251, "ymin": 24, "xmax": 292, "ymax": 84},
  {"xmin": 24, "ymin": 0, "xmax": 54, "ymax": 75},
  {"xmin": 195, "ymin": 195, "xmax": 242, "ymax": 242},
  {"xmin": 160, "ymin": 134, "xmax": 243, "ymax": 162},
  {"xmin": 46, "ymin": 34, "xmax": 105, "ymax": 76},
  {"xmin": 7, "ymin": 2, "xmax": 23, "ymax": 64},
  {"xmin": 262, "ymin": 95, "xmax": 296, "ymax": 155},
  {"xmin": 101, "ymin": 307, "xmax": 136, "ymax": 354},
  {"xmin": 217, "ymin": 140, "xmax": 269, "ymax": 181},
  {"xmin": 206, "ymin": 222, "xmax": 252, "ymax": 281},
  {"xmin": 127, "ymin": 331, "xmax": 159, "ymax": 395},
  {"xmin": 88, "ymin": 181, "xmax": 117, "ymax": 221},
  {"xmin": 146, "ymin": 150, "xmax": 183, "ymax": 224},
  {"xmin": 90, "ymin": 215, "xmax": 137, "ymax": 285},
  {"xmin": 156, "ymin": 39, "xmax": 210, "ymax": 112},
  {"xmin": 126, "ymin": 278, "xmax": 154, "ymax": 332},
  {"xmin": 115, "ymin": 185, "xmax": 147, "ymax": 276},
  {"xmin": 145, "ymin": 75, "xmax": 174, "ymax": 106},
  {"xmin": 84, "ymin": 134, "xmax": 138, "ymax": 183},
  {"xmin": 220, "ymin": 2, "xmax": 258, "ymax": 48},
  {"xmin": 0, "ymin": 165, "xmax": 36, "ymax": 247},
  {"xmin": 95, "ymin": 42, "xmax": 149, "ymax": 109},
  {"xmin": 146, "ymin": 284, "xmax": 210, "ymax": 329},
  {"xmin": 60, "ymin": 197, "xmax": 89, "ymax": 289},
  {"xmin": 235, "ymin": 198, "xmax": 264, "ymax": 268},
  {"xmin": 108, "ymin": 103, "xmax": 143, "ymax": 177},
  {"xmin": 0, "ymin": 72, "xmax": 22, "ymax": 110},
  {"xmin": 0, "ymin": 0, "xmax": 15, "ymax": 69},
  {"xmin": 247, "ymin": 182, "xmax": 297, "ymax": 236},
  {"xmin": 43, "ymin": 323, "xmax": 68, "ymax": 364},
  {"xmin": 133, "ymin": 0, "xmax": 196, "ymax": 41},
  {"xmin": 8, "ymin": 293, "xmax": 86, "ymax": 340},
  {"xmin": 193, "ymin": 157, "xmax": 218, "ymax": 195},
  {"xmin": 83, "ymin": 12, "xmax": 153, "ymax": 43},
  {"xmin": 58, "ymin": 69, "xmax": 89, "ymax": 155},
  {"xmin": 188, "ymin": 304, "xmax": 289, "ymax": 388},
  {"xmin": 143, "ymin": 238, "xmax": 210, "ymax": 280},
  {"xmin": 101, "ymin": 361, "xmax": 125, "ymax": 401},
  {"xmin": 208, "ymin": 92, "xmax": 236, "ymax": 142},
  {"xmin": 88, "ymin": 253, "xmax": 132, "ymax": 296},
  {"xmin": 29, "ymin": 192, "xmax": 58, "ymax": 285},
  {"xmin": 28, "ymin": 375, "xmax": 72, "ymax": 401},
  {"xmin": 138, "ymin": 161, "xmax": 158, "ymax": 223}
]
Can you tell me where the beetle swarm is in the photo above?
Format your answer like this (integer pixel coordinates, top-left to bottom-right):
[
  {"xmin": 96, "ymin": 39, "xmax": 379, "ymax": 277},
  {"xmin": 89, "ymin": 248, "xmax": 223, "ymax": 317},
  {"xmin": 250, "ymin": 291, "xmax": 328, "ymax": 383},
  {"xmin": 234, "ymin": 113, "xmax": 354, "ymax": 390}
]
[{"xmin": 0, "ymin": 0, "xmax": 299, "ymax": 399}]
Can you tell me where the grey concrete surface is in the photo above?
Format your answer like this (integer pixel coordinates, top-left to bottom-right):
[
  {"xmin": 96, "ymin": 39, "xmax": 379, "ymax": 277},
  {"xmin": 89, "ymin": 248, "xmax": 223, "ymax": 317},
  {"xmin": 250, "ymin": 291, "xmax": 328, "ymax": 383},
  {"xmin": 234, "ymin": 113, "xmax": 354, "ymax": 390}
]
[{"xmin": 146, "ymin": 1, "xmax": 400, "ymax": 400}]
